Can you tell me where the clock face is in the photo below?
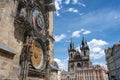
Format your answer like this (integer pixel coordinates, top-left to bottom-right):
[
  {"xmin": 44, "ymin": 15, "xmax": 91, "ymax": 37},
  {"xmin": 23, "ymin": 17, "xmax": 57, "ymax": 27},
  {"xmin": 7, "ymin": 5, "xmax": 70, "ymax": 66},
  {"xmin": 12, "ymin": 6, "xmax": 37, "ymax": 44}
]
[
  {"xmin": 33, "ymin": 8, "xmax": 45, "ymax": 33},
  {"xmin": 30, "ymin": 40, "xmax": 44, "ymax": 69}
]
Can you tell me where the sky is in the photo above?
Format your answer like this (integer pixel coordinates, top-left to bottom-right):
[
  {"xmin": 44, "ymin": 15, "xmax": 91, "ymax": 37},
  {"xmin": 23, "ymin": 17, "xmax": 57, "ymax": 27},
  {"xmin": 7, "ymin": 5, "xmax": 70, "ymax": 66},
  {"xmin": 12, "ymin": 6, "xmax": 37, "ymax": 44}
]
[{"xmin": 53, "ymin": 0, "xmax": 120, "ymax": 71}]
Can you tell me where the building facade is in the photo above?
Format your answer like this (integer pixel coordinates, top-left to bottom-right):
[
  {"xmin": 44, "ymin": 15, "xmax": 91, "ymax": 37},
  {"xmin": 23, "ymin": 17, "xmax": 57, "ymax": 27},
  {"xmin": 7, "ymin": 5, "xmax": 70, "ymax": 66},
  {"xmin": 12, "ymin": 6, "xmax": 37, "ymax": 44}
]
[
  {"xmin": 105, "ymin": 44, "xmax": 120, "ymax": 80},
  {"xmin": 61, "ymin": 37, "xmax": 108, "ymax": 80},
  {"xmin": 0, "ymin": 0, "xmax": 58, "ymax": 80}
]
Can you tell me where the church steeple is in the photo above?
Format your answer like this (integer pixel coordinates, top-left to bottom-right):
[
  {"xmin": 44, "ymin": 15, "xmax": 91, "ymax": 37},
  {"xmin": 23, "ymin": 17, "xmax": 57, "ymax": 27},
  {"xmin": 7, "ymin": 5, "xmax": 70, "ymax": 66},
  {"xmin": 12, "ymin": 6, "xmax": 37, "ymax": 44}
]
[
  {"xmin": 68, "ymin": 39, "xmax": 76, "ymax": 72},
  {"xmin": 82, "ymin": 35, "xmax": 85, "ymax": 46},
  {"xmin": 69, "ymin": 38, "xmax": 74, "ymax": 51},
  {"xmin": 80, "ymin": 35, "xmax": 90, "ymax": 57},
  {"xmin": 81, "ymin": 35, "xmax": 89, "ymax": 50}
]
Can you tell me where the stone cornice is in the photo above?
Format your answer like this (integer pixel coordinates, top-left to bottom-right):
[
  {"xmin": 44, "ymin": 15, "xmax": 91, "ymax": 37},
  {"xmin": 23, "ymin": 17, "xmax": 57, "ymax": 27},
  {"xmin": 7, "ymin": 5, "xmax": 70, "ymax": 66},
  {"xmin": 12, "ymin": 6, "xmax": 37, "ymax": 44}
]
[{"xmin": 0, "ymin": 44, "xmax": 16, "ymax": 59}]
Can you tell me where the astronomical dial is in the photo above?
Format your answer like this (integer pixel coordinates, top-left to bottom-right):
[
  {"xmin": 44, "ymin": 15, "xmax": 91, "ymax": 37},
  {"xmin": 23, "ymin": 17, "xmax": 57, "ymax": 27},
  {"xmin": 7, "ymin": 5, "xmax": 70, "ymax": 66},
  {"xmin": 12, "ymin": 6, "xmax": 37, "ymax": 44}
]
[
  {"xmin": 30, "ymin": 40, "xmax": 44, "ymax": 69},
  {"xmin": 32, "ymin": 8, "xmax": 45, "ymax": 34}
]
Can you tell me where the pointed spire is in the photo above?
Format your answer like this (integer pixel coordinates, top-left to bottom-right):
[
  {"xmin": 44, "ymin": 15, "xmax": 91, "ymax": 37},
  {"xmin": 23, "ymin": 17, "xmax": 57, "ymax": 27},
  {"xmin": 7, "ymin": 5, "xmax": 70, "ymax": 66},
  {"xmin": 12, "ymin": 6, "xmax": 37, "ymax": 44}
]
[
  {"xmin": 82, "ymin": 34, "xmax": 86, "ymax": 47},
  {"xmin": 70, "ymin": 38, "xmax": 74, "ymax": 50},
  {"xmin": 82, "ymin": 34, "xmax": 85, "ymax": 46},
  {"xmin": 81, "ymin": 35, "xmax": 89, "ymax": 50}
]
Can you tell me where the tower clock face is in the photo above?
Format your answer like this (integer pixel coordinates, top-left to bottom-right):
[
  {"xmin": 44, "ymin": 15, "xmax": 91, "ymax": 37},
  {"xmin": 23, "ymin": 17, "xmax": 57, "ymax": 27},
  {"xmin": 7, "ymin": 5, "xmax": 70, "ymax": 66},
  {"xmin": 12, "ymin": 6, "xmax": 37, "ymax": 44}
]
[
  {"xmin": 30, "ymin": 40, "xmax": 44, "ymax": 69},
  {"xmin": 32, "ymin": 8, "xmax": 45, "ymax": 33}
]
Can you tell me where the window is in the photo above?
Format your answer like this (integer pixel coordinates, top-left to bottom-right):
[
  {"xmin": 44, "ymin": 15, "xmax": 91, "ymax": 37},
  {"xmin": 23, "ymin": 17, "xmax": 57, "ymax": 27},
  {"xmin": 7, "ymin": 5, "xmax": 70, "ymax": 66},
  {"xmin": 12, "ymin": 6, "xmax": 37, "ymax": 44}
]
[
  {"xmin": 77, "ymin": 63, "xmax": 81, "ymax": 67},
  {"xmin": 71, "ymin": 54, "xmax": 73, "ymax": 58}
]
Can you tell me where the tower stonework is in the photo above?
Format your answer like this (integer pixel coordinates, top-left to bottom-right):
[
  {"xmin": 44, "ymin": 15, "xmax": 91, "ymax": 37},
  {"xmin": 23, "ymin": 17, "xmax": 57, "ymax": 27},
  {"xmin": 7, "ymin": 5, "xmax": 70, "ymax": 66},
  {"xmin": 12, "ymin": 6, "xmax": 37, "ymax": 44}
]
[
  {"xmin": 0, "ymin": 0, "xmax": 58, "ymax": 80},
  {"xmin": 48, "ymin": 12, "xmax": 54, "ymax": 64},
  {"xmin": 0, "ymin": 1, "xmax": 21, "ymax": 80}
]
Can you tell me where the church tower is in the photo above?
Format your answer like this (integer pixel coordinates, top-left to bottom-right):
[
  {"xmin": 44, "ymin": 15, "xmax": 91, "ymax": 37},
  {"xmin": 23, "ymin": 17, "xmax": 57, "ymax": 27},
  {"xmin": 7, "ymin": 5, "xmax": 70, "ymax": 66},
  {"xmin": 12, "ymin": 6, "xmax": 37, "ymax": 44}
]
[
  {"xmin": 80, "ymin": 36, "xmax": 91, "ymax": 67},
  {"xmin": 68, "ymin": 39, "xmax": 75, "ymax": 60},
  {"xmin": 80, "ymin": 36, "xmax": 90, "ymax": 57},
  {"xmin": 68, "ymin": 36, "xmax": 92, "ymax": 72},
  {"xmin": 62, "ymin": 36, "xmax": 108, "ymax": 80},
  {"xmin": 68, "ymin": 39, "xmax": 82, "ymax": 72},
  {"xmin": 68, "ymin": 39, "xmax": 76, "ymax": 72}
]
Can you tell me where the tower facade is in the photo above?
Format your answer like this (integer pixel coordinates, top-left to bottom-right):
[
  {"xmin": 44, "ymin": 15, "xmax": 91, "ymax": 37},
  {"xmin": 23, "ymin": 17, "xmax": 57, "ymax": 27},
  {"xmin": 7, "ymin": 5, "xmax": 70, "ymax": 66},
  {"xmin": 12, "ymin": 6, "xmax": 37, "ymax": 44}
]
[{"xmin": 68, "ymin": 37, "xmax": 91, "ymax": 73}]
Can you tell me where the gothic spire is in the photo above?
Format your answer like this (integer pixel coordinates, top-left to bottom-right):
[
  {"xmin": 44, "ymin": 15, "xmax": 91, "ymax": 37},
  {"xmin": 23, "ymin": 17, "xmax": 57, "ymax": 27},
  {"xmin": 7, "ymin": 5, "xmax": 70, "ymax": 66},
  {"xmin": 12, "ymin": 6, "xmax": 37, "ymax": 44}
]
[
  {"xmin": 82, "ymin": 35, "xmax": 85, "ymax": 46},
  {"xmin": 70, "ymin": 38, "xmax": 74, "ymax": 50},
  {"xmin": 81, "ymin": 35, "xmax": 89, "ymax": 50},
  {"xmin": 68, "ymin": 38, "xmax": 75, "ymax": 52}
]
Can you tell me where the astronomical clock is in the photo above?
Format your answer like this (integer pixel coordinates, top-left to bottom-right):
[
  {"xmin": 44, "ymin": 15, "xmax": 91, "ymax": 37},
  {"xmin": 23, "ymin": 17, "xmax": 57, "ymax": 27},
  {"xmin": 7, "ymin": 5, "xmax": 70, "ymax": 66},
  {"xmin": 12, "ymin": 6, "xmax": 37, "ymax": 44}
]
[
  {"xmin": 30, "ymin": 40, "xmax": 44, "ymax": 69},
  {"xmin": 14, "ymin": 0, "xmax": 55, "ymax": 79},
  {"xmin": 32, "ymin": 8, "xmax": 45, "ymax": 34}
]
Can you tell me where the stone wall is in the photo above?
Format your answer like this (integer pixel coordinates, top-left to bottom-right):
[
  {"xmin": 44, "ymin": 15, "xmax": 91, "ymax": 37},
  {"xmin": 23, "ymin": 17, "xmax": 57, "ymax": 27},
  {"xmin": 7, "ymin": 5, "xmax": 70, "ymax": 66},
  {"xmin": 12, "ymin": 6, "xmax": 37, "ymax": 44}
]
[
  {"xmin": 0, "ymin": 0, "xmax": 22, "ymax": 80},
  {"xmin": 48, "ymin": 12, "xmax": 54, "ymax": 64}
]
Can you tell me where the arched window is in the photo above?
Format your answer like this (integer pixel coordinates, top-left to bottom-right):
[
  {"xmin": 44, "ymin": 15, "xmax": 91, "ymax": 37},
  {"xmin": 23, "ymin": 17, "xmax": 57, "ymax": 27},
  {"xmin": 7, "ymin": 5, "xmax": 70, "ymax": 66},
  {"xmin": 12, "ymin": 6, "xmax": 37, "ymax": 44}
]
[
  {"xmin": 77, "ymin": 63, "xmax": 81, "ymax": 67},
  {"xmin": 71, "ymin": 54, "xmax": 73, "ymax": 58},
  {"xmin": 84, "ymin": 50, "xmax": 86, "ymax": 56}
]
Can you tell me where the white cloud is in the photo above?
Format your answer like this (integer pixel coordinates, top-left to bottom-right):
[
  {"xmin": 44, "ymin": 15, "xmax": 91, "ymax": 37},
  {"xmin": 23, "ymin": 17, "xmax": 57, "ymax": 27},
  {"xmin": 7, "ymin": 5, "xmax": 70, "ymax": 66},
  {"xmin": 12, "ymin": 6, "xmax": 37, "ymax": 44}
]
[
  {"xmin": 55, "ymin": 0, "xmax": 62, "ymax": 10},
  {"xmin": 54, "ymin": 58, "xmax": 68, "ymax": 70},
  {"xmin": 72, "ymin": 29, "xmax": 91, "ymax": 38},
  {"xmin": 72, "ymin": 0, "xmax": 78, "ymax": 4},
  {"xmin": 83, "ymin": 30, "xmax": 91, "ymax": 34},
  {"xmin": 79, "ymin": 13, "xmax": 84, "ymax": 16},
  {"xmin": 55, "ymin": 34, "xmax": 67, "ymax": 42},
  {"xmin": 81, "ymin": 28, "xmax": 85, "ymax": 32},
  {"xmin": 72, "ymin": 0, "xmax": 86, "ymax": 7},
  {"xmin": 55, "ymin": 11, "xmax": 60, "ymax": 16},
  {"xmin": 65, "ymin": 0, "xmax": 70, "ymax": 4},
  {"xmin": 67, "ymin": 8, "xmax": 79, "ymax": 13},
  {"xmin": 81, "ymin": 29, "xmax": 91, "ymax": 35},
  {"xmin": 78, "ymin": 2, "xmax": 86, "ymax": 7},
  {"xmin": 55, "ymin": 0, "xmax": 62, "ymax": 16},
  {"xmin": 72, "ymin": 30, "xmax": 81, "ymax": 38},
  {"xmin": 88, "ymin": 39, "xmax": 108, "ymax": 60},
  {"xmin": 73, "ymin": 9, "xmax": 120, "ymax": 30},
  {"xmin": 54, "ymin": 0, "xmax": 86, "ymax": 16},
  {"xmin": 65, "ymin": 40, "xmax": 70, "ymax": 43}
]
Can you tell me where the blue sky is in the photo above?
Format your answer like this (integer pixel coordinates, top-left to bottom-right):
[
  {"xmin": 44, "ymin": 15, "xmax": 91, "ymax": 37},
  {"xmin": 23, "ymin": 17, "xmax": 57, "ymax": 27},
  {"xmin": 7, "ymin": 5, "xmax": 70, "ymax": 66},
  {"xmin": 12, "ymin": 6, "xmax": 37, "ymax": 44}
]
[{"xmin": 53, "ymin": 0, "xmax": 120, "ymax": 70}]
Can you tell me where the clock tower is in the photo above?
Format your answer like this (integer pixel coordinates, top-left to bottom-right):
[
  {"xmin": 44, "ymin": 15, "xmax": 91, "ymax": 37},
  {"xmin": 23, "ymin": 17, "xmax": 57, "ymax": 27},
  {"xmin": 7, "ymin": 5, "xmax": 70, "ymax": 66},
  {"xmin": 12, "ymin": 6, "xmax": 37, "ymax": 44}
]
[
  {"xmin": 15, "ymin": 0, "xmax": 57, "ymax": 80},
  {"xmin": 0, "ymin": 0, "xmax": 57, "ymax": 80}
]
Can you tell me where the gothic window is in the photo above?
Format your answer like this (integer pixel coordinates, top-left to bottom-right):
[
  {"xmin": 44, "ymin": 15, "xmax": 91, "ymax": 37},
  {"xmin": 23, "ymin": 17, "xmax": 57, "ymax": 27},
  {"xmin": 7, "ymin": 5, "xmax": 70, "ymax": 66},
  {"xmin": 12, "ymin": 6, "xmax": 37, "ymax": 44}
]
[
  {"xmin": 84, "ymin": 62, "xmax": 87, "ymax": 66},
  {"xmin": 77, "ymin": 63, "xmax": 81, "ymax": 67},
  {"xmin": 70, "ymin": 63, "xmax": 74, "ymax": 72},
  {"xmin": 71, "ymin": 64, "xmax": 74, "ymax": 68},
  {"xmin": 84, "ymin": 50, "xmax": 86, "ymax": 56},
  {"xmin": 71, "ymin": 54, "xmax": 73, "ymax": 58}
]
